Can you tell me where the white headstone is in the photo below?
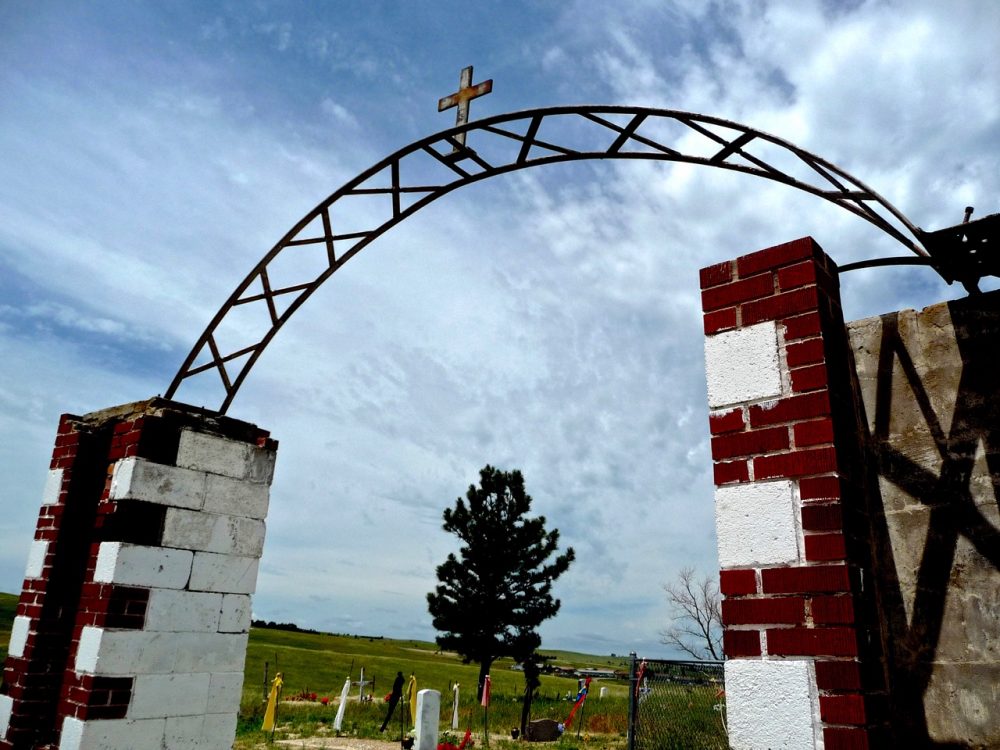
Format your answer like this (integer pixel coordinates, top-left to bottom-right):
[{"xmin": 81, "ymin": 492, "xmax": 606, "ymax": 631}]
[
  {"xmin": 451, "ymin": 684, "xmax": 460, "ymax": 730},
  {"xmin": 599, "ymin": 687, "xmax": 609, "ymax": 699},
  {"xmin": 414, "ymin": 689, "xmax": 441, "ymax": 750}
]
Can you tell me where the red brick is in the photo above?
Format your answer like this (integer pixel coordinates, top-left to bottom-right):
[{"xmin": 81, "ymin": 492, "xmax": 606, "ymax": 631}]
[
  {"xmin": 736, "ymin": 238, "xmax": 818, "ymax": 278},
  {"xmin": 761, "ymin": 564, "xmax": 850, "ymax": 594},
  {"xmin": 711, "ymin": 426, "xmax": 789, "ymax": 460},
  {"xmin": 704, "ymin": 307, "xmax": 737, "ymax": 335},
  {"xmin": 701, "ymin": 273, "xmax": 775, "ymax": 312},
  {"xmin": 786, "ymin": 338, "xmax": 825, "ymax": 368},
  {"xmin": 820, "ymin": 694, "xmax": 867, "ymax": 725},
  {"xmin": 722, "ymin": 597, "xmax": 805, "ymax": 625},
  {"xmin": 709, "ymin": 408, "xmax": 744, "ymax": 435},
  {"xmin": 805, "ymin": 533, "xmax": 847, "ymax": 561},
  {"xmin": 823, "ymin": 727, "xmax": 871, "ymax": 750},
  {"xmin": 714, "ymin": 460, "xmax": 749, "ymax": 485},
  {"xmin": 766, "ymin": 627, "xmax": 858, "ymax": 656},
  {"xmin": 748, "ymin": 391, "xmax": 831, "ymax": 427},
  {"xmin": 741, "ymin": 286, "xmax": 819, "ymax": 326},
  {"xmin": 812, "ymin": 595, "xmax": 855, "ymax": 624},
  {"xmin": 754, "ymin": 446, "xmax": 838, "ymax": 479},
  {"xmin": 791, "ymin": 363, "xmax": 828, "ymax": 393},
  {"xmin": 815, "ymin": 661, "xmax": 862, "ymax": 691},
  {"xmin": 794, "ymin": 418, "xmax": 835, "ymax": 447},
  {"xmin": 801, "ymin": 503, "xmax": 843, "ymax": 532},
  {"xmin": 782, "ymin": 311, "xmax": 822, "ymax": 340},
  {"xmin": 723, "ymin": 629, "xmax": 761, "ymax": 657},
  {"xmin": 777, "ymin": 259, "xmax": 818, "ymax": 290},
  {"xmin": 720, "ymin": 569, "xmax": 757, "ymax": 596},
  {"xmin": 700, "ymin": 260, "xmax": 733, "ymax": 289},
  {"xmin": 800, "ymin": 475, "xmax": 842, "ymax": 500}
]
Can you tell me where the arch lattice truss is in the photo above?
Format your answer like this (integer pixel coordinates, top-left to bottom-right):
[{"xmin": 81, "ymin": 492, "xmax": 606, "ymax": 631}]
[{"xmin": 166, "ymin": 105, "xmax": 927, "ymax": 413}]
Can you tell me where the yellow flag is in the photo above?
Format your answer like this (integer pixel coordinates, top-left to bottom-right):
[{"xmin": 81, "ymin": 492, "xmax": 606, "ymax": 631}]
[
  {"xmin": 262, "ymin": 673, "xmax": 284, "ymax": 731},
  {"xmin": 407, "ymin": 674, "xmax": 418, "ymax": 725}
]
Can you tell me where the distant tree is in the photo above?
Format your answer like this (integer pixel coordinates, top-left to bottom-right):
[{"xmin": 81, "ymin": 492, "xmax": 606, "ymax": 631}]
[
  {"xmin": 427, "ymin": 465, "xmax": 575, "ymax": 700},
  {"xmin": 660, "ymin": 567, "xmax": 723, "ymax": 660}
]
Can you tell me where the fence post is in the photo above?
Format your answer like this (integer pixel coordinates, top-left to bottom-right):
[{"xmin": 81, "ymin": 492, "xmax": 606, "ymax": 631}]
[{"xmin": 627, "ymin": 652, "xmax": 637, "ymax": 750}]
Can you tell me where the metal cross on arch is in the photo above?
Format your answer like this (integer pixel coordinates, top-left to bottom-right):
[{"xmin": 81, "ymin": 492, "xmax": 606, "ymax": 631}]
[{"xmin": 165, "ymin": 104, "xmax": 935, "ymax": 414}]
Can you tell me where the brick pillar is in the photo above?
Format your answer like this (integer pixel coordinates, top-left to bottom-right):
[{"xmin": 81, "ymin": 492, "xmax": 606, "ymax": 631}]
[
  {"xmin": 0, "ymin": 399, "xmax": 277, "ymax": 750},
  {"xmin": 700, "ymin": 238, "xmax": 887, "ymax": 750}
]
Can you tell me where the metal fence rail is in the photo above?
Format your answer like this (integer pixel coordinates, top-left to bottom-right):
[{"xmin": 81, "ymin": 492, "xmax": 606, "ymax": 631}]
[{"xmin": 628, "ymin": 655, "xmax": 727, "ymax": 750}]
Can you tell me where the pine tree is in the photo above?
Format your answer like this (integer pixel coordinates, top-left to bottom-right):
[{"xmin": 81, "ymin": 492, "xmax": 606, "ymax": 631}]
[{"xmin": 427, "ymin": 465, "xmax": 575, "ymax": 699}]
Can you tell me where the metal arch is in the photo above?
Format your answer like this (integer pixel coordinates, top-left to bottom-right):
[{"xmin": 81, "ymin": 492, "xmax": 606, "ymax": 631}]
[{"xmin": 165, "ymin": 105, "xmax": 928, "ymax": 413}]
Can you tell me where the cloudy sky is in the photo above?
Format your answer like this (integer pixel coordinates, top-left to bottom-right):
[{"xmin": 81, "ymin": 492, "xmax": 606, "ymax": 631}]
[{"xmin": 2, "ymin": 1, "xmax": 998, "ymax": 658}]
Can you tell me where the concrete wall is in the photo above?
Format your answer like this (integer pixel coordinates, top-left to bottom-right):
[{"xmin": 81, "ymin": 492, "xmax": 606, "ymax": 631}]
[
  {"xmin": 848, "ymin": 292, "xmax": 1000, "ymax": 747},
  {"xmin": 0, "ymin": 399, "xmax": 276, "ymax": 750}
]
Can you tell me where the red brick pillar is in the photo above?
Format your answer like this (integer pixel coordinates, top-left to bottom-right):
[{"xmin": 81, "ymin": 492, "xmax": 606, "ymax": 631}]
[
  {"xmin": 700, "ymin": 238, "xmax": 886, "ymax": 749},
  {"xmin": 0, "ymin": 399, "xmax": 276, "ymax": 749}
]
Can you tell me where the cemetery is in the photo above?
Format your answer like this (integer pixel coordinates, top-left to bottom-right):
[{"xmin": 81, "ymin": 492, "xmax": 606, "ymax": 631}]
[{"xmin": 2, "ymin": 10, "xmax": 998, "ymax": 748}]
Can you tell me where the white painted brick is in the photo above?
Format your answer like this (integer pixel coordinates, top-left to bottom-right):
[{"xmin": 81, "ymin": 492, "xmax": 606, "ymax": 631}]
[
  {"xmin": 203, "ymin": 473, "xmax": 270, "ymax": 520},
  {"xmin": 726, "ymin": 659, "xmax": 819, "ymax": 750},
  {"xmin": 163, "ymin": 509, "xmax": 266, "ymax": 557},
  {"xmin": 76, "ymin": 629, "xmax": 249, "ymax": 675},
  {"xmin": 41, "ymin": 468, "xmax": 64, "ymax": 505},
  {"xmin": 0, "ymin": 693, "xmax": 12, "ymax": 740},
  {"xmin": 8, "ymin": 616, "xmax": 31, "ymax": 659},
  {"xmin": 206, "ymin": 672, "xmax": 245, "ymax": 714},
  {"xmin": 24, "ymin": 540, "xmax": 48, "ymax": 579},
  {"xmin": 59, "ymin": 716, "xmax": 166, "ymax": 750},
  {"xmin": 219, "ymin": 594, "xmax": 252, "ymax": 633},
  {"xmin": 145, "ymin": 589, "xmax": 222, "ymax": 632},
  {"xmin": 704, "ymin": 321, "xmax": 783, "ymax": 408},
  {"xmin": 93, "ymin": 543, "xmax": 193, "ymax": 589},
  {"xmin": 716, "ymin": 480, "xmax": 800, "ymax": 567},
  {"xmin": 177, "ymin": 428, "xmax": 276, "ymax": 485},
  {"xmin": 110, "ymin": 457, "xmax": 207, "ymax": 510},
  {"xmin": 189, "ymin": 552, "xmax": 260, "ymax": 594},
  {"xmin": 130, "ymin": 673, "xmax": 211, "ymax": 719}
]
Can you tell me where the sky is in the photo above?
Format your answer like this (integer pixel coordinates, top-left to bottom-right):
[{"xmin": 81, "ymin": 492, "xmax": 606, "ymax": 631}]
[{"xmin": 1, "ymin": 1, "xmax": 998, "ymax": 659}]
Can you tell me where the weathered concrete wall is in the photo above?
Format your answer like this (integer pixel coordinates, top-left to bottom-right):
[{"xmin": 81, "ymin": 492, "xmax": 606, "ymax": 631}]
[{"xmin": 848, "ymin": 292, "xmax": 1000, "ymax": 747}]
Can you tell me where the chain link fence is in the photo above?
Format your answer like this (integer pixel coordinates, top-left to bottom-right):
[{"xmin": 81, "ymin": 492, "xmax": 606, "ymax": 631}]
[{"xmin": 627, "ymin": 655, "xmax": 727, "ymax": 750}]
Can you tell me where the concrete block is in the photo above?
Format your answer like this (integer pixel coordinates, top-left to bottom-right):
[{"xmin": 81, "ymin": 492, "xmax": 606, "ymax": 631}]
[
  {"xmin": 145, "ymin": 589, "xmax": 222, "ymax": 632},
  {"xmin": 110, "ymin": 457, "xmax": 207, "ymax": 510},
  {"xmin": 716, "ymin": 480, "xmax": 800, "ymax": 567},
  {"xmin": 189, "ymin": 551, "xmax": 260, "ymax": 594},
  {"xmin": 130, "ymin": 673, "xmax": 211, "ymax": 719},
  {"xmin": 0, "ymin": 693, "xmax": 12, "ymax": 740},
  {"xmin": 163, "ymin": 714, "xmax": 239, "ymax": 749},
  {"xmin": 58, "ymin": 716, "xmax": 165, "ymax": 750},
  {"xmin": 415, "ymin": 689, "xmax": 441, "ymax": 750},
  {"xmin": 24, "ymin": 540, "xmax": 48, "ymax": 579},
  {"xmin": 172, "ymin": 632, "xmax": 249, "ymax": 674},
  {"xmin": 203, "ymin": 473, "xmax": 270, "ymax": 520},
  {"xmin": 163, "ymin": 509, "xmax": 266, "ymax": 557},
  {"xmin": 705, "ymin": 321, "xmax": 783, "ymax": 408},
  {"xmin": 93, "ymin": 543, "xmax": 193, "ymax": 589},
  {"xmin": 177, "ymin": 429, "xmax": 274, "ymax": 483},
  {"xmin": 41, "ymin": 468, "xmax": 64, "ymax": 505},
  {"xmin": 726, "ymin": 659, "xmax": 818, "ymax": 749},
  {"xmin": 8, "ymin": 615, "xmax": 31, "ymax": 659},
  {"xmin": 219, "ymin": 594, "xmax": 252, "ymax": 633},
  {"xmin": 207, "ymin": 672, "xmax": 245, "ymax": 714},
  {"xmin": 76, "ymin": 629, "xmax": 249, "ymax": 675}
]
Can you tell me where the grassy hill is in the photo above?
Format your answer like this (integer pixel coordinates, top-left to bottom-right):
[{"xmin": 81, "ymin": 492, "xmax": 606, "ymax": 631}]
[{"xmin": 0, "ymin": 592, "xmax": 16, "ymax": 662}]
